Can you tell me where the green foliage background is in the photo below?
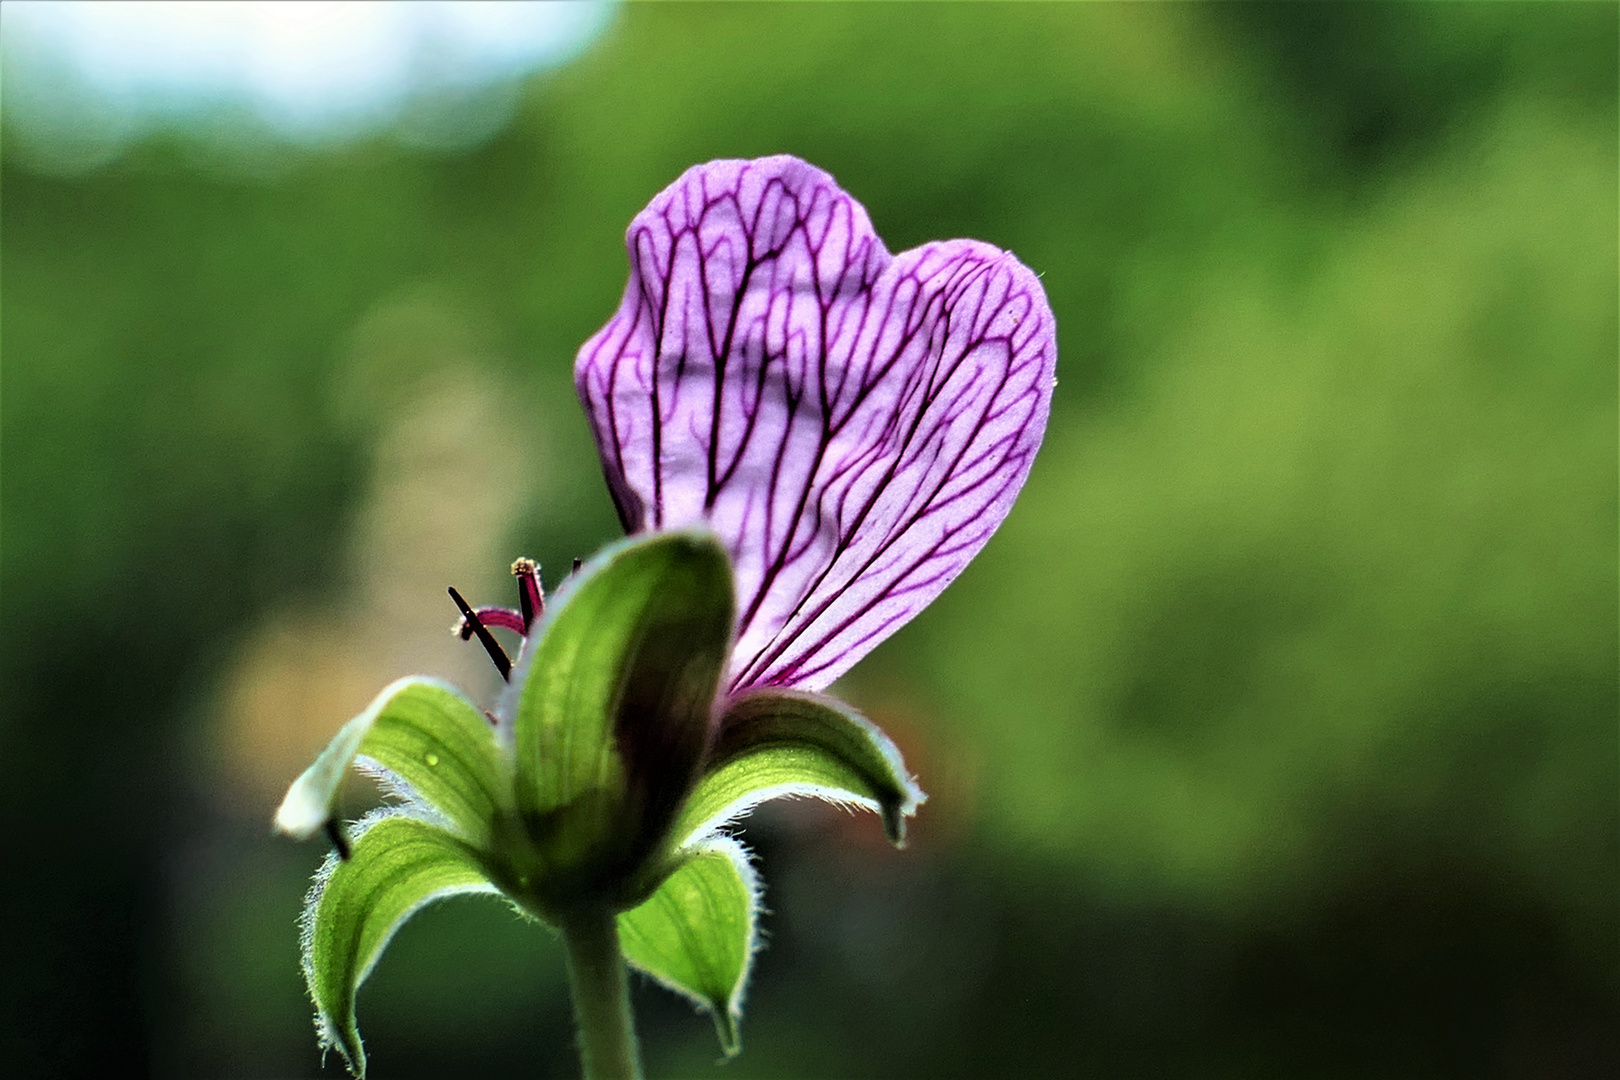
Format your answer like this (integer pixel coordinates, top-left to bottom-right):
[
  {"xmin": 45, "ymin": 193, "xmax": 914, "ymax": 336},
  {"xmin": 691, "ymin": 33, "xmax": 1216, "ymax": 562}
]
[{"xmin": 3, "ymin": 3, "xmax": 1615, "ymax": 1077}]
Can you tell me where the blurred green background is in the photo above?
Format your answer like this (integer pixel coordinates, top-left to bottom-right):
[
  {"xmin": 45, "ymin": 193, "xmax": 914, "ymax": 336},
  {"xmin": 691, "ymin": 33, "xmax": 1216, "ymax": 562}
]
[{"xmin": 4, "ymin": 3, "xmax": 1616, "ymax": 1077}]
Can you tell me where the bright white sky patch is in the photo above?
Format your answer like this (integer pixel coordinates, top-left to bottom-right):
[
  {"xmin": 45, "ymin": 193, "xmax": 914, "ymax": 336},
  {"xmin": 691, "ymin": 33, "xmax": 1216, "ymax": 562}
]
[{"xmin": 2, "ymin": 1, "xmax": 616, "ymax": 172}]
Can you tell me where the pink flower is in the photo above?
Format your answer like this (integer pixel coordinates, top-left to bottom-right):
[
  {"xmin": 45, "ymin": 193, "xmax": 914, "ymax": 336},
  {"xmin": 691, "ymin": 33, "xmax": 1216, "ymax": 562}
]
[{"xmin": 577, "ymin": 155, "xmax": 1056, "ymax": 691}]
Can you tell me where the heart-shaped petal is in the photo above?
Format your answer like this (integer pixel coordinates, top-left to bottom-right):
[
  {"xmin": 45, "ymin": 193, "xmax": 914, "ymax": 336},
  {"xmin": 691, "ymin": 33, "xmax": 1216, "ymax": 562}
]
[{"xmin": 577, "ymin": 156, "xmax": 1055, "ymax": 691}]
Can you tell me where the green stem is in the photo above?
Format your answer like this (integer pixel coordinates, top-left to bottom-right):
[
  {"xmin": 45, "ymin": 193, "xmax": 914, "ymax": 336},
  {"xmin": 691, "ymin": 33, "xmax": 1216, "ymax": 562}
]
[{"xmin": 560, "ymin": 907, "xmax": 643, "ymax": 1080}]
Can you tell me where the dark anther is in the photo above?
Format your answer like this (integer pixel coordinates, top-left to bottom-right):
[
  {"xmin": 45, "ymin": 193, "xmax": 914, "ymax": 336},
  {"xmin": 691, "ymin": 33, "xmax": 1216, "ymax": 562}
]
[
  {"xmin": 516, "ymin": 575, "xmax": 534, "ymax": 628},
  {"xmin": 572, "ymin": 557, "xmax": 583, "ymax": 575},
  {"xmin": 511, "ymin": 557, "xmax": 543, "ymax": 632},
  {"xmin": 324, "ymin": 819, "xmax": 352, "ymax": 861},
  {"xmin": 449, "ymin": 586, "xmax": 512, "ymax": 680}
]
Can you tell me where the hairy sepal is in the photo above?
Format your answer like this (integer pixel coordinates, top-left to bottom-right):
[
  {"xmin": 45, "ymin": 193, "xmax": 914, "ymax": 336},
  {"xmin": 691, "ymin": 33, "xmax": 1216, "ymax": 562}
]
[
  {"xmin": 506, "ymin": 529, "xmax": 734, "ymax": 907},
  {"xmin": 674, "ymin": 689, "xmax": 925, "ymax": 847},
  {"xmin": 301, "ymin": 810, "xmax": 498, "ymax": 1078},
  {"xmin": 618, "ymin": 835, "xmax": 759, "ymax": 1055},
  {"xmin": 274, "ymin": 677, "xmax": 505, "ymax": 848}
]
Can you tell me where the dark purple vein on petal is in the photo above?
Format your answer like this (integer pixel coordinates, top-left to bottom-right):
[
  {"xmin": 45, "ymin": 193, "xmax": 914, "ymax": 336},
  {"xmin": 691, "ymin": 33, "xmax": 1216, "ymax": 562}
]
[
  {"xmin": 734, "ymin": 256, "xmax": 1042, "ymax": 689},
  {"xmin": 733, "ymin": 263, "xmax": 971, "ymax": 683},
  {"xmin": 578, "ymin": 160, "xmax": 1052, "ymax": 694},
  {"xmin": 646, "ymin": 216, "xmax": 684, "ymax": 529},
  {"xmin": 778, "ymin": 457, "xmax": 1031, "ymax": 687},
  {"xmin": 732, "ymin": 255, "xmax": 946, "ymax": 645}
]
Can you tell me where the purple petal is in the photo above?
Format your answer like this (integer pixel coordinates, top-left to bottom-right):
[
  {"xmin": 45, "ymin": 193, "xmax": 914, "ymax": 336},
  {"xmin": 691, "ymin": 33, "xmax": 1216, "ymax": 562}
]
[{"xmin": 576, "ymin": 156, "xmax": 1055, "ymax": 692}]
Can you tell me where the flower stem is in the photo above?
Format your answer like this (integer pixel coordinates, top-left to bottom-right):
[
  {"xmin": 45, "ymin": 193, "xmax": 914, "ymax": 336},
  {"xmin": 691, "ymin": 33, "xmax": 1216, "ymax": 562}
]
[{"xmin": 560, "ymin": 907, "xmax": 643, "ymax": 1080}]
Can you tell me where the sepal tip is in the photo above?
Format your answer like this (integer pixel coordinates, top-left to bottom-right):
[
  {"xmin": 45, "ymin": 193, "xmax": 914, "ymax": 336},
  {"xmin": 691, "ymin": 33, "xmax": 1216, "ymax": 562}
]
[{"xmin": 274, "ymin": 775, "xmax": 332, "ymax": 840}]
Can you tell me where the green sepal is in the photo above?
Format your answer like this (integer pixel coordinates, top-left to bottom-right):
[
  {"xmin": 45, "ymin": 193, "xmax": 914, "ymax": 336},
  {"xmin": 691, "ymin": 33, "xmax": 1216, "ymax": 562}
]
[
  {"xmin": 274, "ymin": 677, "xmax": 506, "ymax": 848},
  {"xmin": 504, "ymin": 529, "xmax": 734, "ymax": 903},
  {"xmin": 301, "ymin": 811, "xmax": 498, "ymax": 1078},
  {"xmin": 618, "ymin": 837, "xmax": 759, "ymax": 1055},
  {"xmin": 673, "ymin": 689, "xmax": 926, "ymax": 847}
]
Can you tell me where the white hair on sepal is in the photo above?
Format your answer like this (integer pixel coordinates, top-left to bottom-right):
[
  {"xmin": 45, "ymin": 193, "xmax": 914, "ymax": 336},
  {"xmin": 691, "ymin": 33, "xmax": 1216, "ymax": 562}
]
[
  {"xmin": 352, "ymin": 757, "xmax": 454, "ymax": 832},
  {"xmin": 297, "ymin": 807, "xmax": 417, "ymax": 1060},
  {"xmin": 681, "ymin": 781, "xmax": 885, "ymax": 849},
  {"xmin": 297, "ymin": 805, "xmax": 482, "ymax": 1061}
]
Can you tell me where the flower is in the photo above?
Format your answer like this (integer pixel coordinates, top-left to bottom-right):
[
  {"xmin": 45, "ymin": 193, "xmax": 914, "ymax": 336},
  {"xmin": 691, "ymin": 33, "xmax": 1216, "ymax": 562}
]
[
  {"xmin": 578, "ymin": 155, "xmax": 1056, "ymax": 692},
  {"xmin": 274, "ymin": 155, "xmax": 1053, "ymax": 1077}
]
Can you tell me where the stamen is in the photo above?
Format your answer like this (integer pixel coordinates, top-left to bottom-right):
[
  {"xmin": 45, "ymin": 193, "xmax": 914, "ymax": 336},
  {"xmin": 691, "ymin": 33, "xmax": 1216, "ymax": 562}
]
[
  {"xmin": 452, "ymin": 606, "xmax": 525, "ymax": 639},
  {"xmin": 324, "ymin": 819, "xmax": 352, "ymax": 861},
  {"xmin": 511, "ymin": 557, "xmax": 544, "ymax": 631},
  {"xmin": 572, "ymin": 557, "xmax": 583, "ymax": 575},
  {"xmin": 448, "ymin": 586, "xmax": 512, "ymax": 680}
]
